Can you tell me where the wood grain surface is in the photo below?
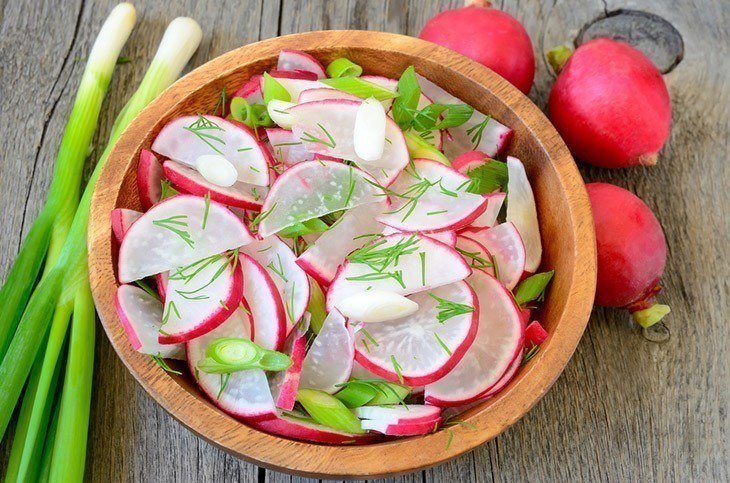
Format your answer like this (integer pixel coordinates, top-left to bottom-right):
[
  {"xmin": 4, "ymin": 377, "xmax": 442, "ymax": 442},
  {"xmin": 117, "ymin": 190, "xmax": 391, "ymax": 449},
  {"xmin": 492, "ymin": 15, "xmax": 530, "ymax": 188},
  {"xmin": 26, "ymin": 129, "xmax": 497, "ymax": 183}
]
[{"xmin": 1, "ymin": 0, "xmax": 727, "ymax": 481}]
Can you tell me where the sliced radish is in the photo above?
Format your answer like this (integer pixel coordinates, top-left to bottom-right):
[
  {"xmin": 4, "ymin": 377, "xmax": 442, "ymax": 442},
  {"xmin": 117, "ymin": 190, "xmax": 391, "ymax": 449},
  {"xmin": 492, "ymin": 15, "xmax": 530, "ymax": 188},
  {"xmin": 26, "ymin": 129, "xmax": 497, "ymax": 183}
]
[
  {"xmin": 424, "ymin": 270, "xmax": 524, "ymax": 407},
  {"xmin": 525, "ymin": 320, "xmax": 548, "ymax": 346},
  {"xmin": 327, "ymin": 233, "xmax": 471, "ymax": 312},
  {"xmin": 269, "ymin": 69, "xmax": 319, "ymax": 81},
  {"xmin": 360, "ymin": 75, "xmax": 398, "ymax": 110},
  {"xmin": 296, "ymin": 201, "xmax": 388, "ymax": 285},
  {"xmin": 248, "ymin": 415, "xmax": 379, "ymax": 445},
  {"xmin": 481, "ymin": 351, "xmax": 521, "ymax": 398},
  {"xmin": 455, "ymin": 235, "xmax": 495, "ymax": 277},
  {"xmin": 158, "ymin": 253, "xmax": 243, "ymax": 344},
  {"xmin": 118, "ymin": 195, "xmax": 253, "ymax": 283},
  {"xmin": 187, "ymin": 308, "xmax": 276, "ymax": 421},
  {"xmin": 277, "ymin": 49, "xmax": 326, "ymax": 78},
  {"xmin": 265, "ymin": 99, "xmax": 296, "ymax": 130},
  {"xmin": 462, "ymin": 223, "xmax": 526, "ymax": 290},
  {"xmin": 350, "ymin": 360, "xmax": 380, "ymax": 380},
  {"xmin": 269, "ymin": 322, "xmax": 308, "ymax": 411},
  {"xmin": 381, "ymin": 226, "xmax": 457, "ymax": 247},
  {"xmin": 137, "ymin": 149, "xmax": 163, "ymax": 210},
  {"xmin": 163, "ymin": 160, "xmax": 265, "ymax": 210},
  {"xmin": 506, "ymin": 156, "xmax": 542, "ymax": 273},
  {"xmin": 233, "ymin": 75, "xmax": 263, "ymax": 104},
  {"xmin": 257, "ymin": 160, "xmax": 384, "ymax": 238},
  {"xmin": 353, "ymin": 281, "xmax": 478, "ymax": 386},
  {"xmin": 239, "ymin": 253, "xmax": 287, "ymax": 351},
  {"xmin": 289, "ymin": 100, "xmax": 409, "ymax": 185},
  {"xmin": 155, "ymin": 272, "xmax": 169, "ymax": 301},
  {"xmin": 452, "ymin": 150, "xmax": 488, "ymax": 174},
  {"xmin": 115, "ymin": 284, "xmax": 184, "ymax": 359},
  {"xmin": 151, "ymin": 115, "xmax": 271, "ymax": 186},
  {"xmin": 353, "ymin": 404, "xmax": 441, "ymax": 424},
  {"xmin": 416, "ymin": 74, "xmax": 512, "ymax": 158},
  {"xmin": 300, "ymin": 310, "xmax": 354, "ymax": 393},
  {"xmin": 265, "ymin": 128, "xmax": 313, "ymax": 167},
  {"xmin": 241, "ymin": 236, "xmax": 309, "ymax": 331},
  {"xmin": 338, "ymin": 290, "xmax": 419, "ymax": 323},
  {"xmin": 298, "ymin": 87, "xmax": 360, "ymax": 103},
  {"xmin": 376, "ymin": 159, "xmax": 487, "ymax": 233},
  {"xmin": 471, "ymin": 192, "xmax": 506, "ymax": 228},
  {"xmin": 268, "ymin": 74, "xmax": 329, "ymax": 100},
  {"xmin": 360, "ymin": 418, "xmax": 440, "ymax": 436},
  {"xmin": 111, "ymin": 208, "xmax": 141, "ymax": 244}
]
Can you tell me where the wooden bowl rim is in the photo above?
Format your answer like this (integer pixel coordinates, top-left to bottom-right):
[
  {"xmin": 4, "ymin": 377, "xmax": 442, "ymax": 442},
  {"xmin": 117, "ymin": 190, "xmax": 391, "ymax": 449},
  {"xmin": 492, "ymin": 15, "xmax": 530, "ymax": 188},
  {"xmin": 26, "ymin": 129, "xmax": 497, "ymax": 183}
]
[{"xmin": 88, "ymin": 30, "xmax": 596, "ymax": 478}]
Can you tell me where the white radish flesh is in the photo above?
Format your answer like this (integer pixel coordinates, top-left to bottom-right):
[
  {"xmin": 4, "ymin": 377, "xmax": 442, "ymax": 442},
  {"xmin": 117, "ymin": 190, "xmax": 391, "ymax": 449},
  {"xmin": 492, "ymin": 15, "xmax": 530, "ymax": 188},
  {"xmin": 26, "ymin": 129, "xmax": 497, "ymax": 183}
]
[
  {"xmin": 463, "ymin": 223, "xmax": 526, "ymax": 290},
  {"xmin": 277, "ymin": 49, "xmax": 327, "ymax": 78},
  {"xmin": 338, "ymin": 290, "xmax": 419, "ymax": 323},
  {"xmin": 455, "ymin": 235, "xmax": 495, "ymax": 277},
  {"xmin": 353, "ymin": 404, "xmax": 441, "ymax": 424},
  {"xmin": 118, "ymin": 195, "xmax": 253, "ymax": 283},
  {"xmin": 248, "ymin": 415, "xmax": 379, "ymax": 444},
  {"xmin": 239, "ymin": 253, "xmax": 287, "ymax": 351},
  {"xmin": 298, "ymin": 88, "xmax": 360, "ymax": 104},
  {"xmin": 299, "ymin": 310, "xmax": 354, "ymax": 393},
  {"xmin": 267, "ymin": 99, "xmax": 296, "ymax": 129},
  {"xmin": 194, "ymin": 154, "xmax": 238, "ymax": 187},
  {"xmin": 471, "ymin": 192, "xmax": 506, "ymax": 228},
  {"xmin": 266, "ymin": 128, "xmax": 315, "ymax": 167},
  {"xmin": 353, "ymin": 97, "xmax": 386, "ymax": 163},
  {"xmin": 380, "ymin": 225, "xmax": 457, "ymax": 247},
  {"xmin": 268, "ymin": 76, "xmax": 330, "ymax": 100},
  {"xmin": 506, "ymin": 156, "xmax": 542, "ymax": 273},
  {"xmin": 361, "ymin": 418, "xmax": 440, "ymax": 436}
]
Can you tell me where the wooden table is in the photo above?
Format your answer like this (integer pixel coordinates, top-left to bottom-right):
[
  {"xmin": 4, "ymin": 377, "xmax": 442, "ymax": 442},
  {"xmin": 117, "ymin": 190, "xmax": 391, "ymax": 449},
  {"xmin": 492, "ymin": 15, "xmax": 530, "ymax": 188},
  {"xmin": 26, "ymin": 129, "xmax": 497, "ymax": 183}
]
[{"xmin": 1, "ymin": 0, "xmax": 726, "ymax": 481}]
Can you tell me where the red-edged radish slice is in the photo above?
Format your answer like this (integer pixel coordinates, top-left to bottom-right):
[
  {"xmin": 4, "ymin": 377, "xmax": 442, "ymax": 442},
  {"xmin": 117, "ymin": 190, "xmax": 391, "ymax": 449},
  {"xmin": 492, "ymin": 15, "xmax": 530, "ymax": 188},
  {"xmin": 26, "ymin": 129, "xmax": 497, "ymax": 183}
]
[
  {"xmin": 269, "ymin": 320, "xmax": 309, "ymax": 410},
  {"xmin": 380, "ymin": 226, "xmax": 457, "ymax": 247},
  {"xmin": 155, "ymin": 272, "xmax": 169, "ymax": 301},
  {"xmin": 158, "ymin": 253, "xmax": 243, "ymax": 344},
  {"xmin": 455, "ymin": 235, "xmax": 495, "ymax": 277},
  {"xmin": 298, "ymin": 87, "xmax": 360, "ymax": 103},
  {"xmin": 115, "ymin": 284, "xmax": 184, "ymax": 359},
  {"xmin": 471, "ymin": 192, "xmax": 506, "ymax": 229},
  {"xmin": 239, "ymin": 253, "xmax": 287, "ymax": 351},
  {"xmin": 248, "ymin": 414, "xmax": 380, "ymax": 444},
  {"xmin": 353, "ymin": 404, "xmax": 441, "ymax": 424},
  {"xmin": 353, "ymin": 281, "xmax": 478, "ymax": 386},
  {"xmin": 424, "ymin": 270, "xmax": 524, "ymax": 407},
  {"xmin": 118, "ymin": 195, "xmax": 253, "ymax": 283},
  {"xmin": 151, "ymin": 115, "xmax": 271, "ymax": 186},
  {"xmin": 162, "ymin": 160, "xmax": 266, "ymax": 210},
  {"xmin": 296, "ymin": 201, "xmax": 388, "ymax": 285},
  {"xmin": 506, "ymin": 156, "xmax": 542, "ymax": 273},
  {"xmin": 480, "ymin": 350, "xmax": 521, "ymax": 398},
  {"xmin": 525, "ymin": 320, "xmax": 548, "ymax": 346},
  {"xmin": 361, "ymin": 418, "xmax": 441, "ymax": 436},
  {"xmin": 289, "ymin": 100, "xmax": 409, "ymax": 185},
  {"xmin": 233, "ymin": 75, "xmax": 263, "ymax": 104},
  {"xmin": 266, "ymin": 128, "xmax": 314, "ymax": 167},
  {"xmin": 257, "ymin": 160, "xmax": 384, "ymax": 237},
  {"xmin": 268, "ymin": 74, "xmax": 329, "ymax": 100},
  {"xmin": 277, "ymin": 49, "xmax": 326, "ymax": 78},
  {"xmin": 350, "ymin": 361, "xmax": 380, "ymax": 380},
  {"xmin": 269, "ymin": 69, "xmax": 319, "ymax": 81},
  {"xmin": 376, "ymin": 159, "xmax": 488, "ymax": 233},
  {"xmin": 327, "ymin": 233, "xmax": 471, "ymax": 312},
  {"xmin": 462, "ymin": 222, "xmax": 526, "ymax": 290},
  {"xmin": 416, "ymin": 73, "xmax": 513, "ymax": 158},
  {"xmin": 111, "ymin": 208, "xmax": 141, "ymax": 243},
  {"xmin": 137, "ymin": 149, "xmax": 163, "ymax": 210},
  {"xmin": 187, "ymin": 308, "xmax": 276, "ymax": 421},
  {"xmin": 300, "ymin": 310, "xmax": 354, "ymax": 393},
  {"xmin": 452, "ymin": 150, "xmax": 488, "ymax": 174},
  {"xmin": 360, "ymin": 75, "xmax": 398, "ymax": 110},
  {"xmin": 241, "ymin": 236, "xmax": 309, "ymax": 331}
]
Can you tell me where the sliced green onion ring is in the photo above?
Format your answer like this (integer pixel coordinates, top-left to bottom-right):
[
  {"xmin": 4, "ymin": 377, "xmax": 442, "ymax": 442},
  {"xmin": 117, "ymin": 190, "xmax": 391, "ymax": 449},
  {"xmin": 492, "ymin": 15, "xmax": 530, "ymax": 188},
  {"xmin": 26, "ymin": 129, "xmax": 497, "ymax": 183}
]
[{"xmin": 326, "ymin": 57, "xmax": 363, "ymax": 78}]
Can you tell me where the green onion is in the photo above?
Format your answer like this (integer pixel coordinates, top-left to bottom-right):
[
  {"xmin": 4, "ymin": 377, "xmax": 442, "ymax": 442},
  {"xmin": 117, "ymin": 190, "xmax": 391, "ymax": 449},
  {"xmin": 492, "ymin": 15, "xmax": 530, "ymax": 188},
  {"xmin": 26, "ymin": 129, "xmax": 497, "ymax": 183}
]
[
  {"xmin": 334, "ymin": 379, "xmax": 410, "ymax": 409},
  {"xmin": 412, "ymin": 103, "xmax": 474, "ymax": 131},
  {"xmin": 404, "ymin": 131, "xmax": 450, "ymax": 165},
  {"xmin": 197, "ymin": 338, "xmax": 292, "ymax": 373},
  {"xmin": 228, "ymin": 97, "xmax": 273, "ymax": 129},
  {"xmin": 391, "ymin": 66, "xmax": 421, "ymax": 130},
  {"xmin": 263, "ymin": 72, "xmax": 291, "ymax": 104},
  {"xmin": 296, "ymin": 389, "xmax": 364, "ymax": 434},
  {"xmin": 306, "ymin": 278, "xmax": 327, "ymax": 334},
  {"xmin": 278, "ymin": 218, "xmax": 330, "ymax": 239},
  {"xmin": 326, "ymin": 57, "xmax": 363, "ymax": 78},
  {"xmin": 320, "ymin": 77, "xmax": 398, "ymax": 101},
  {"xmin": 334, "ymin": 383, "xmax": 378, "ymax": 408},
  {"xmin": 467, "ymin": 159, "xmax": 508, "ymax": 194},
  {"xmin": 368, "ymin": 382, "xmax": 410, "ymax": 405},
  {"xmin": 513, "ymin": 270, "xmax": 555, "ymax": 306}
]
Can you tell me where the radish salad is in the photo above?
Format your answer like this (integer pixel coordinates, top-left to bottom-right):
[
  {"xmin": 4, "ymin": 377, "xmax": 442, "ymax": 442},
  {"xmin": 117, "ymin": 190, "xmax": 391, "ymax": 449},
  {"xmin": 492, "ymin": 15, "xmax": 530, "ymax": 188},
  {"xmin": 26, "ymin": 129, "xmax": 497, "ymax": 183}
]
[{"xmin": 112, "ymin": 50, "xmax": 555, "ymax": 444}]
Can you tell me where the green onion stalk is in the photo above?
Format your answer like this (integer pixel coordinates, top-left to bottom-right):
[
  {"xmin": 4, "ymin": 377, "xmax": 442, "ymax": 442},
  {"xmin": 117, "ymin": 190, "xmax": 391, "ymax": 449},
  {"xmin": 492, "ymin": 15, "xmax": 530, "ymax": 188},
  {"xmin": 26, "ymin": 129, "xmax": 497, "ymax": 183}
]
[{"xmin": 0, "ymin": 11, "xmax": 202, "ymax": 482}]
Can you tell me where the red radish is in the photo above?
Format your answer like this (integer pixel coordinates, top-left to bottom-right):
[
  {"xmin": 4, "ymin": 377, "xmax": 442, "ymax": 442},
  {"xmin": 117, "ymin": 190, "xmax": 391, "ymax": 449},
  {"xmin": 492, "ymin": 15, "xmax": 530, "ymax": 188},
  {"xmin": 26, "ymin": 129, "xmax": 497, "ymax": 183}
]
[
  {"xmin": 300, "ymin": 311, "xmax": 354, "ymax": 393},
  {"xmin": 239, "ymin": 253, "xmax": 287, "ymax": 351},
  {"xmin": 416, "ymin": 74, "xmax": 513, "ymax": 158},
  {"xmin": 471, "ymin": 192, "xmax": 505, "ymax": 228},
  {"xmin": 361, "ymin": 418, "xmax": 440, "ymax": 436},
  {"xmin": 480, "ymin": 349, "xmax": 520, "ymax": 398},
  {"xmin": 298, "ymin": 87, "xmax": 359, "ymax": 104},
  {"xmin": 377, "ymin": 159, "xmax": 488, "ymax": 233},
  {"xmin": 353, "ymin": 281, "xmax": 479, "ymax": 386},
  {"xmin": 289, "ymin": 100, "xmax": 409, "ymax": 185},
  {"xmin": 162, "ymin": 160, "xmax": 265, "ymax": 210},
  {"xmin": 247, "ymin": 415, "xmax": 380, "ymax": 445},
  {"xmin": 326, "ymin": 234, "xmax": 472, "ymax": 312},
  {"xmin": 419, "ymin": 3, "xmax": 535, "ymax": 94},
  {"xmin": 353, "ymin": 404, "xmax": 441, "ymax": 424},
  {"xmin": 233, "ymin": 75, "xmax": 264, "ymax": 104},
  {"xmin": 241, "ymin": 236, "xmax": 310, "ymax": 331},
  {"xmin": 257, "ymin": 160, "xmax": 384, "ymax": 237},
  {"xmin": 187, "ymin": 308, "xmax": 277, "ymax": 421},
  {"xmin": 118, "ymin": 195, "xmax": 253, "ymax": 283},
  {"xmin": 505, "ymin": 156, "xmax": 541, "ymax": 273},
  {"xmin": 266, "ymin": 128, "xmax": 315, "ymax": 166},
  {"xmin": 151, "ymin": 115, "xmax": 272, "ymax": 186},
  {"xmin": 269, "ymin": 323, "xmax": 308, "ymax": 411},
  {"xmin": 277, "ymin": 49, "xmax": 327, "ymax": 78},
  {"xmin": 110, "ymin": 208, "xmax": 141, "ymax": 243},
  {"xmin": 425, "ymin": 270, "xmax": 523, "ymax": 407},
  {"xmin": 137, "ymin": 149, "xmax": 164, "ymax": 210},
  {"xmin": 462, "ymin": 222, "xmax": 526, "ymax": 290},
  {"xmin": 381, "ymin": 226, "xmax": 457, "ymax": 248},
  {"xmin": 269, "ymin": 69, "xmax": 319, "ymax": 81},
  {"xmin": 296, "ymin": 201, "xmax": 389, "ymax": 285},
  {"xmin": 114, "ymin": 284, "xmax": 185, "ymax": 359},
  {"xmin": 155, "ymin": 272, "xmax": 169, "ymax": 301},
  {"xmin": 452, "ymin": 150, "xmax": 488, "ymax": 174},
  {"xmin": 455, "ymin": 235, "xmax": 495, "ymax": 277},
  {"xmin": 158, "ymin": 254, "xmax": 243, "ymax": 344},
  {"xmin": 524, "ymin": 320, "xmax": 548, "ymax": 346},
  {"xmin": 587, "ymin": 182, "xmax": 670, "ymax": 327},
  {"xmin": 547, "ymin": 39, "xmax": 671, "ymax": 168}
]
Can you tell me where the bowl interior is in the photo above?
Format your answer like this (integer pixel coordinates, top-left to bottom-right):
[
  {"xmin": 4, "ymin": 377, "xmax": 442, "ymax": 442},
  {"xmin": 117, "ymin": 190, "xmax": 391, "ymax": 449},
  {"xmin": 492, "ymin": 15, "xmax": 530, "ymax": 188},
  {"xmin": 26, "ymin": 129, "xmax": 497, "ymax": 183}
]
[{"xmin": 89, "ymin": 30, "xmax": 595, "ymax": 478}]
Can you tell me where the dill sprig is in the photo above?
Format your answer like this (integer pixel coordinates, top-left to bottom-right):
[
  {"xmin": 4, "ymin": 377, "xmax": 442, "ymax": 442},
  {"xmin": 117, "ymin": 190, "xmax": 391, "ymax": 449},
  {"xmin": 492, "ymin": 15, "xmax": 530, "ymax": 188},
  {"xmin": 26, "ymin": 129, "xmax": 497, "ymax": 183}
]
[
  {"xmin": 383, "ymin": 178, "xmax": 438, "ymax": 222},
  {"xmin": 150, "ymin": 353, "xmax": 182, "ymax": 375},
  {"xmin": 266, "ymin": 253, "xmax": 289, "ymax": 283},
  {"xmin": 466, "ymin": 115, "xmax": 492, "ymax": 149},
  {"xmin": 300, "ymin": 122, "xmax": 336, "ymax": 148},
  {"xmin": 135, "ymin": 279, "xmax": 161, "ymax": 301},
  {"xmin": 202, "ymin": 193, "xmax": 211, "ymax": 230},
  {"xmin": 183, "ymin": 115, "xmax": 226, "ymax": 155},
  {"xmin": 161, "ymin": 300, "xmax": 180, "ymax": 327},
  {"xmin": 343, "ymin": 165, "xmax": 357, "ymax": 206},
  {"xmin": 390, "ymin": 355, "xmax": 404, "ymax": 384},
  {"xmin": 217, "ymin": 372, "xmax": 231, "ymax": 399},
  {"xmin": 455, "ymin": 247, "xmax": 493, "ymax": 270},
  {"xmin": 152, "ymin": 215, "xmax": 195, "ymax": 248},
  {"xmin": 347, "ymin": 235, "xmax": 420, "ymax": 273},
  {"xmin": 249, "ymin": 202, "xmax": 278, "ymax": 231},
  {"xmin": 522, "ymin": 343, "xmax": 540, "ymax": 365},
  {"xmin": 419, "ymin": 251, "xmax": 427, "ymax": 286},
  {"xmin": 429, "ymin": 293, "xmax": 475, "ymax": 324},
  {"xmin": 433, "ymin": 332, "xmax": 452, "ymax": 355}
]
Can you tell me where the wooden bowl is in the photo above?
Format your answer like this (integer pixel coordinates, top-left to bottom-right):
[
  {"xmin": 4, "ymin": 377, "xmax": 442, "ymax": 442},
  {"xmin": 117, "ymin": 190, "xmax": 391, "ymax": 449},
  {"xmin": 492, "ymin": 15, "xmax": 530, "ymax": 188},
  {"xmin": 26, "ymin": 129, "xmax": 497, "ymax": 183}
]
[{"xmin": 88, "ymin": 30, "xmax": 596, "ymax": 478}]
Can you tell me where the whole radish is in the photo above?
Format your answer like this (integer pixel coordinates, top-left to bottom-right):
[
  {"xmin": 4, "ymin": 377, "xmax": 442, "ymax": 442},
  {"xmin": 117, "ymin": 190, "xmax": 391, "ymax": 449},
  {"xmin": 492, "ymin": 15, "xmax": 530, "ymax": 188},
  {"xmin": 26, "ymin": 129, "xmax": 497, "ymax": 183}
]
[
  {"xmin": 587, "ymin": 183, "xmax": 670, "ymax": 327},
  {"xmin": 419, "ymin": 1, "xmax": 535, "ymax": 94},
  {"xmin": 547, "ymin": 39, "xmax": 671, "ymax": 168}
]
